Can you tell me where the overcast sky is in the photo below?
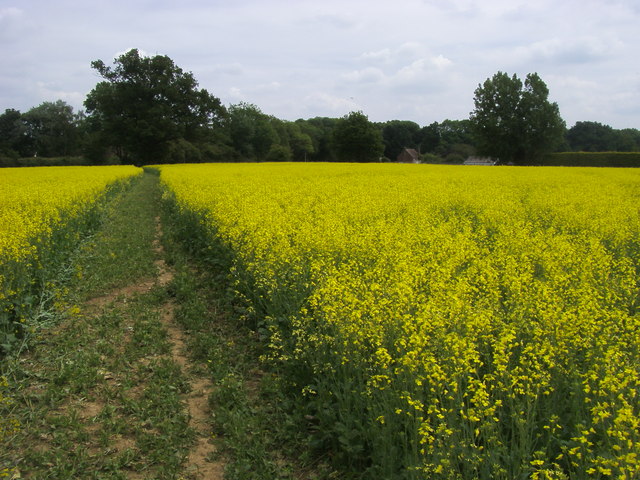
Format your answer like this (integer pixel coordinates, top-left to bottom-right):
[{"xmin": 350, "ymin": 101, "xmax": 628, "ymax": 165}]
[{"xmin": 1, "ymin": 0, "xmax": 639, "ymax": 129}]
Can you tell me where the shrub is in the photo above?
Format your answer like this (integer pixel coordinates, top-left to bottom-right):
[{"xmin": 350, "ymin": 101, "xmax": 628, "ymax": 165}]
[
  {"xmin": 543, "ymin": 152, "xmax": 640, "ymax": 167},
  {"xmin": 420, "ymin": 153, "xmax": 444, "ymax": 164},
  {"xmin": 265, "ymin": 144, "xmax": 293, "ymax": 162}
]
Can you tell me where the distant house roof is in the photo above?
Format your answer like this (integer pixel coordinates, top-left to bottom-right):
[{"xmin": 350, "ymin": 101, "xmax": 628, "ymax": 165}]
[
  {"xmin": 463, "ymin": 156, "xmax": 497, "ymax": 166},
  {"xmin": 397, "ymin": 148, "xmax": 420, "ymax": 164}
]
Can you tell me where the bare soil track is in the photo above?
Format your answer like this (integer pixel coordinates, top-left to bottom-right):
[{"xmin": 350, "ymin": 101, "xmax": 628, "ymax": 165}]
[
  {"xmin": 83, "ymin": 215, "xmax": 226, "ymax": 479},
  {"xmin": 150, "ymin": 216, "xmax": 224, "ymax": 480},
  {"xmin": 4, "ymin": 183, "xmax": 226, "ymax": 479}
]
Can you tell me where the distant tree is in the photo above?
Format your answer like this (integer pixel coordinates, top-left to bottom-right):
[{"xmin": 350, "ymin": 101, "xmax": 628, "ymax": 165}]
[
  {"xmin": 414, "ymin": 120, "xmax": 476, "ymax": 161},
  {"xmin": 20, "ymin": 100, "xmax": 81, "ymax": 157},
  {"xmin": 296, "ymin": 117, "xmax": 339, "ymax": 162},
  {"xmin": 416, "ymin": 122, "xmax": 440, "ymax": 153},
  {"xmin": 381, "ymin": 120, "xmax": 421, "ymax": 160},
  {"xmin": 226, "ymin": 102, "xmax": 278, "ymax": 160},
  {"xmin": 332, "ymin": 111, "xmax": 384, "ymax": 162},
  {"xmin": 285, "ymin": 122, "xmax": 314, "ymax": 161},
  {"xmin": 616, "ymin": 128, "xmax": 640, "ymax": 152},
  {"xmin": 565, "ymin": 122, "xmax": 640, "ymax": 152},
  {"xmin": 85, "ymin": 48, "xmax": 226, "ymax": 165},
  {"xmin": 437, "ymin": 120, "xmax": 474, "ymax": 148},
  {"xmin": 470, "ymin": 72, "xmax": 565, "ymax": 164},
  {"xmin": 566, "ymin": 121, "xmax": 618, "ymax": 152},
  {"xmin": 0, "ymin": 108, "xmax": 25, "ymax": 158},
  {"xmin": 265, "ymin": 143, "xmax": 293, "ymax": 162}
]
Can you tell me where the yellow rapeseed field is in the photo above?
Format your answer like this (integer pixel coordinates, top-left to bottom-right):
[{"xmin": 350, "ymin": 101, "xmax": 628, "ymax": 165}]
[
  {"xmin": 158, "ymin": 163, "xmax": 640, "ymax": 479},
  {"xmin": 0, "ymin": 166, "xmax": 141, "ymax": 355}
]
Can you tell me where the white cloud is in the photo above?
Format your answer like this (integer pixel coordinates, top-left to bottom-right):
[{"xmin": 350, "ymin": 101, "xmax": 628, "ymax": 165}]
[
  {"xmin": 431, "ymin": 54, "xmax": 453, "ymax": 70},
  {"xmin": 303, "ymin": 92, "xmax": 359, "ymax": 115},
  {"xmin": 34, "ymin": 81, "xmax": 85, "ymax": 108},
  {"xmin": 113, "ymin": 47, "xmax": 152, "ymax": 59},
  {"xmin": 390, "ymin": 56, "xmax": 453, "ymax": 86},
  {"xmin": 359, "ymin": 42, "xmax": 429, "ymax": 68},
  {"xmin": 0, "ymin": 7, "xmax": 22, "ymax": 20},
  {"xmin": 519, "ymin": 37, "xmax": 620, "ymax": 65},
  {"xmin": 549, "ymin": 73, "xmax": 640, "ymax": 127},
  {"xmin": 306, "ymin": 12, "xmax": 357, "ymax": 29},
  {"xmin": 342, "ymin": 67, "xmax": 385, "ymax": 84},
  {"xmin": 1, "ymin": 0, "xmax": 639, "ymax": 128},
  {"xmin": 422, "ymin": 0, "xmax": 482, "ymax": 18},
  {"xmin": 0, "ymin": 6, "xmax": 29, "ymax": 41},
  {"xmin": 209, "ymin": 63, "xmax": 244, "ymax": 76},
  {"xmin": 394, "ymin": 59, "xmax": 431, "ymax": 84},
  {"xmin": 227, "ymin": 87, "xmax": 245, "ymax": 102},
  {"xmin": 396, "ymin": 42, "xmax": 424, "ymax": 58},
  {"xmin": 360, "ymin": 48, "xmax": 392, "ymax": 64},
  {"xmin": 255, "ymin": 81, "xmax": 282, "ymax": 92}
]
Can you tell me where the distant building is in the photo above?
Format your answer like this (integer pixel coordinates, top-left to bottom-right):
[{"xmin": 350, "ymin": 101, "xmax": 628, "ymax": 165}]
[
  {"xmin": 463, "ymin": 156, "xmax": 497, "ymax": 166},
  {"xmin": 397, "ymin": 148, "xmax": 420, "ymax": 164}
]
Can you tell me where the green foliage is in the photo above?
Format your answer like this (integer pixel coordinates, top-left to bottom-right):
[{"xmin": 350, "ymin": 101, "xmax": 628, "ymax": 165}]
[
  {"xmin": 434, "ymin": 120, "xmax": 474, "ymax": 154},
  {"xmin": 0, "ymin": 156, "xmax": 95, "ymax": 168},
  {"xmin": 0, "ymin": 103, "xmax": 83, "ymax": 159},
  {"xmin": 416, "ymin": 122, "xmax": 440, "ymax": 153},
  {"xmin": 284, "ymin": 122, "xmax": 314, "ymax": 161},
  {"xmin": 226, "ymin": 102, "xmax": 278, "ymax": 160},
  {"xmin": 566, "ymin": 121, "xmax": 640, "ymax": 152},
  {"xmin": 0, "ymin": 108, "xmax": 26, "ymax": 158},
  {"xmin": 470, "ymin": 72, "xmax": 566, "ymax": 165},
  {"xmin": 332, "ymin": 111, "xmax": 384, "ymax": 162},
  {"xmin": 0, "ymin": 172, "xmax": 137, "ymax": 357},
  {"xmin": 413, "ymin": 120, "xmax": 475, "ymax": 162},
  {"xmin": 265, "ymin": 143, "xmax": 293, "ymax": 162},
  {"xmin": 444, "ymin": 152, "xmax": 465, "ymax": 164},
  {"xmin": 380, "ymin": 120, "xmax": 421, "ymax": 160},
  {"xmin": 85, "ymin": 48, "xmax": 226, "ymax": 165},
  {"xmin": 543, "ymin": 151, "xmax": 640, "ymax": 167},
  {"xmin": 295, "ymin": 117, "xmax": 339, "ymax": 162},
  {"xmin": 420, "ymin": 152, "xmax": 445, "ymax": 164},
  {"xmin": 69, "ymin": 174, "xmax": 159, "ymax": 299},
  {"xmin": 1, "ymin": 173, "xmax": 197, "ymax": 478},
  {"xmin": 617, "ymin": 128, "xmax": 640, "ymax": 151},
  {"xmin": 21, "ymin": 101, "xmax": 81, "ymax": 157},
  {"xmin": 165, "ymin": 138, "xmax": 202, "ymax": 164}
]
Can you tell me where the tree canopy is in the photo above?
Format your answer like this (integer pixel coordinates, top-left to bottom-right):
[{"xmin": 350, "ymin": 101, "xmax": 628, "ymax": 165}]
[
  {"xmin": 5, "ymin": 51, "xmax": 640, "ymax": 167},
  {"xmin": 566, "ymin": 121, "xmax": 640, "ymax": 152},
  {"xmin": 84, "ymin": 49, "xmax": 226, "ymax": 165},
  {"xmin": 22, "ymin": 100, "xmax": 79, "ymax": 157},
  {"xmin": 332, "ymin": 111, "xmax": 384, "ymax": 163},
  {"xmin": 0, "ymin": 101, "xmax": 81, "ymax": 159},
  {"xmin": 380, "ymin": 120, "xmax": 421, "ymax": 160},
  {"xmin": 470, "ymin": 72, "xmax": 565, "ymax": 165},
  {"xmin": 226, "ymin": 102, "xmax": 278, "ymax": 160}
]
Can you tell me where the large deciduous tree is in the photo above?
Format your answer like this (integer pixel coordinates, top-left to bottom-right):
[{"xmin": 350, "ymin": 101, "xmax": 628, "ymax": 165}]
[
  {"xmin": 0, "ymin": 108, "xmax": 26, "ymax": 158},
  {"xmin": 84, "ymin": 49, "xmax": 226, "ymax": 165},
  {"xmin": 470, "ymin": 72, "xmax": 565, "ymax": 165},
  {"xmin": 566, "ymin": 121, "xmax": 618, "ymax": 152},
  {"xmin": 226, "ymin": 102, "xmax": 278, "ymax": 160},
  {"xmin": 22, "ymin": 100, "xmax": 80, "ymax": 157},
  {"xmin": 0, "ymin": 102, "xmax": 82, "ymax": 158},
  {"xmin": 295, "ymin": 117, "xmax": 339, "ymax": 162},
  {"xmin": 332, "ymin": 111, "xmax": 384, "ymax": 163}
]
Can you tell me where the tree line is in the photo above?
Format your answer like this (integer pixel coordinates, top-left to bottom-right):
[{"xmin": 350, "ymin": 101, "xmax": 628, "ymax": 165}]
[{"xmin": 1, "ymin": 49, "xmax": 639, "ymax": 167}]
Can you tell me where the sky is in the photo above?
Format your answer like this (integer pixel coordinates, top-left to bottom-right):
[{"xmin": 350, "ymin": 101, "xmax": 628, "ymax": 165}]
[{"xmin": 1, "ymin": 0, "xmax": 639, "ymax": 129}]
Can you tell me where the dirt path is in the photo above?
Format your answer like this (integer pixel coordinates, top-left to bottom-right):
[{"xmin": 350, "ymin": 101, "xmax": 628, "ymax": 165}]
[
  {"xmin": 77, "ymin": 216, "xmax": 225, "ymax": 479},
  {"xmin": 151, "ymin": 216, "xmax": 224, "ymax": 480},
  {"xmin": 85, "ymin": 214, "xmax": 225, "ymax": 479},
  {"xmin": 2, "ymin": 175, "xmax": 227, "ymax": 479}
]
